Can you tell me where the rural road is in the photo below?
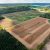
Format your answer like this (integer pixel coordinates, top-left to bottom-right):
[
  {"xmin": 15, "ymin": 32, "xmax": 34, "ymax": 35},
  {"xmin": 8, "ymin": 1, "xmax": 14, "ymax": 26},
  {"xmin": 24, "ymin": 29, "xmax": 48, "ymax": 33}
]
[{"xmin": 42, "ymin": 41, "xmax": 50, "ymax": 50}]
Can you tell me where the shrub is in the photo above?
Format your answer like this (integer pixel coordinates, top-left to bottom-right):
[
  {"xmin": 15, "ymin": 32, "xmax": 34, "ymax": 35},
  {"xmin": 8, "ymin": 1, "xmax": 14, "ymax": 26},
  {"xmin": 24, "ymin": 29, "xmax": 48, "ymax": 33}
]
[{"xmin": 0, "ymin": 15, "xmax": 5, "ymax": 20}]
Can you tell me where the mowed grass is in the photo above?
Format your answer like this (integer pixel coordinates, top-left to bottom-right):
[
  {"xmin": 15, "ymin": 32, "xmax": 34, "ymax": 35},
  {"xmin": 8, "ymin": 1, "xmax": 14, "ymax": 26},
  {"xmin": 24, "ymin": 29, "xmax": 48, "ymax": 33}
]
[{"xmin": 3, "ymin": 10, "xmax": 41, "ymax": 24}]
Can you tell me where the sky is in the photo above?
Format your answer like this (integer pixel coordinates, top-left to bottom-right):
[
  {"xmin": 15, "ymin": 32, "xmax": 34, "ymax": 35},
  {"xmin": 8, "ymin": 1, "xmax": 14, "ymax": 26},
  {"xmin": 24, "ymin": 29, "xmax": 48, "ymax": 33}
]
[{"xmin": 0, "ymin": 0, "xmax": 50, "ymax": 3}]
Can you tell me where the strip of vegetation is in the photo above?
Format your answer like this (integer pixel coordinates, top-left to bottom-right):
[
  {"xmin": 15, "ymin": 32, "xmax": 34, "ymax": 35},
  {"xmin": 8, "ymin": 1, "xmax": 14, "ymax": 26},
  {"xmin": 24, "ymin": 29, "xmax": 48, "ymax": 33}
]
[
  {"xmin": 0, "ymin": 6, "xmax": 31, "ymax": 14},
  {"xmin": 0, "ymin": 15, "xmax": 5, "ymax": 20},
  {"xmin": 39, "ymin": 13, "xmax": 50, "ymax": 23},
  {"xmin": 40, "ymin": 13, "xmax": 50, "ymax": 19},
  {"xmin": 48, "ymin": 19, "xmax": 50, "ymax": 23}
]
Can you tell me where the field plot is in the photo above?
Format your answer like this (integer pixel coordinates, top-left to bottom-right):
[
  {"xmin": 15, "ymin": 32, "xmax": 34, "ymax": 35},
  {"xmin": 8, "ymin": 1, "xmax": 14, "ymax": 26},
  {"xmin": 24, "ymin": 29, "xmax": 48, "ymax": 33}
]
[
  {"xmin": 2, "ymin": 10, "xmax": 41, "ymax": 24},
  {"xmin": 6, "ymin": 17, "xmax": 50, "ymax": 50},
  {"xmin": 11, "ymin": 17, "xmax": 47, "ymax": 38}
]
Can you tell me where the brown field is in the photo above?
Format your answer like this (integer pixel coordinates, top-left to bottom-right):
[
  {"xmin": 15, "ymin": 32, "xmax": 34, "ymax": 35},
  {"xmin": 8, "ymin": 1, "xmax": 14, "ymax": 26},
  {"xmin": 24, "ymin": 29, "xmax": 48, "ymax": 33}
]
[
  {"xmin": 25, "ymin": 24, "xmax": 50, "ymax": 44},
  {"xmin": 0, "ymin": 17, "xmax": 50, "ymax": 50},
  {"xmin": 6, "ymin": 17, "xmax": 50, "ymax": 50}
]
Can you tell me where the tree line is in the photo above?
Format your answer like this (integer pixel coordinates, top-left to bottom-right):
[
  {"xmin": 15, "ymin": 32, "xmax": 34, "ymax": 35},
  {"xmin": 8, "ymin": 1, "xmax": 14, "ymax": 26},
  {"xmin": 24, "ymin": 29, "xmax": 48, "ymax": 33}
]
[
  {"xmin": 0, "ymin": 6, "xmax": 31, "ymax": 14},
  {"xmin": 40, "ymin": 13, "xmax": 50, "ymax": 19}
]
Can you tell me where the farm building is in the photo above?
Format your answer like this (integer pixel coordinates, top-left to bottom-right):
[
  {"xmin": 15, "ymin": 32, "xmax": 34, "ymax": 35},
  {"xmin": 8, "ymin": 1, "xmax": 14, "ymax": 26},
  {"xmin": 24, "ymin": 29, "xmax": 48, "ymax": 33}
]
[{"xmin": 0, "ymin": 17, "xmax": 50, "ymax": 50}]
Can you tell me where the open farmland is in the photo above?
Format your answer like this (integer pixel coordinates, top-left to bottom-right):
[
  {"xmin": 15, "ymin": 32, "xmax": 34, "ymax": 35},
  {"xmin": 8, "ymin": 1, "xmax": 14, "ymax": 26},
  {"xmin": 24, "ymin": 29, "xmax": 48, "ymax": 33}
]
[
  {"xmin": 5, "ymin": 17, "xmax": 50, "ymax": 50},
  {"xmin": 0, "ymin": 16, "xmax": 50, "ymax": 50},
  {"xmin": 2, "ymin": 10, "xmax": 41, "ymax": 24},
  {"xmin": 0, "ymin": 3, "xmax": 50, "ymax": 50}
]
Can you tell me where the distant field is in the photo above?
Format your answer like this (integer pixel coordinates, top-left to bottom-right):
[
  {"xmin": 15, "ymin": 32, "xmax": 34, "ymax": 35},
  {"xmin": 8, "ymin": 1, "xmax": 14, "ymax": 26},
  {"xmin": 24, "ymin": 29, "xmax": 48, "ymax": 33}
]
[
  {"xmin": 0, "ymin": 6, "xmax": 7, "ymax": 8},
  {"xmin": 2, "ymin": 10, "xmax": 41, "ymax": 24}
]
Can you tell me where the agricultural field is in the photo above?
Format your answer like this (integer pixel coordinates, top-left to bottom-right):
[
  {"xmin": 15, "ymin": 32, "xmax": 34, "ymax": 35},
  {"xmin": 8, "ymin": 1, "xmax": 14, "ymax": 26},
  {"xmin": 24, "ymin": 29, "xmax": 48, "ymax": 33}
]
[
  {"xmin": 0, "ymin": 17, "xmax": 50, "ymax": 50},
  {"xmin": 1, "ymin": 5, "xmax": 50, "ymax": 24},
  {"xmin": 2, "ymin": 10, "xmax": 41, "ymax": 24},
  {"xmin": 0, "ymin": 4, "xmax": 50, "ymax": 50}
]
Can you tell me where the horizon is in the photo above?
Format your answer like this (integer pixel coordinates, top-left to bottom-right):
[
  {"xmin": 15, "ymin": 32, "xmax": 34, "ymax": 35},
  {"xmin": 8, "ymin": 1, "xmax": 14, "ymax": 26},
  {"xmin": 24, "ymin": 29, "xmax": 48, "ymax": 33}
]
[
  {"xmin": 0, "ymin": 3, "xmax": 50, "ymax": 4},
  {"xmin": 0, "ymin": 0, "xmax": 50, "ymax": 3}
]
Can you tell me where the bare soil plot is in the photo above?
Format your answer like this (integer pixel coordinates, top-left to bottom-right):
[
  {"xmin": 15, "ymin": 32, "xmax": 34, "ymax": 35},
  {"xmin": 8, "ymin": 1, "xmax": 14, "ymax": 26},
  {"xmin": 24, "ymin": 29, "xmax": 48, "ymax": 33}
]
[
  {"xmin": 11, "ymin": 17, "xmax": 47, "ymax": 38},
  {"xmin": 25, "ymin": 24, "xmax": 50, "ymax": 44},
  {"xmin": 0, "ymin": 17, "xmax": 50, "ymax": 50},
  {"xmin": 6, "ymin": 17, "xmax": 50, "ymax": 50}
]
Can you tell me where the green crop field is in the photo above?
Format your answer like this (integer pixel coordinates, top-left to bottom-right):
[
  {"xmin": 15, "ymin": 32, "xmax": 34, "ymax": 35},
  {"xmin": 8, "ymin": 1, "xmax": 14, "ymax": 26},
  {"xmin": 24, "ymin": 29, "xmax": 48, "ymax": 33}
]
[{"xmin": 3, "ymin": 10, "xmax": 41, "ymax": 24}]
